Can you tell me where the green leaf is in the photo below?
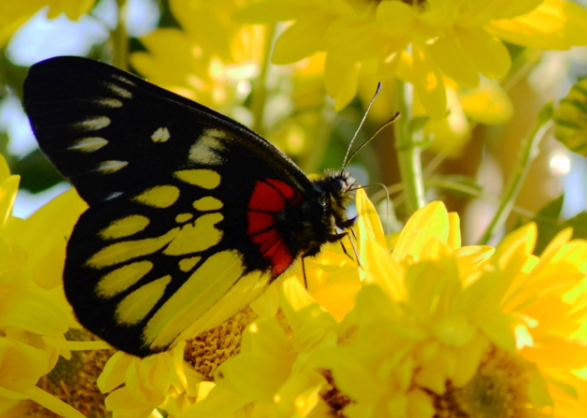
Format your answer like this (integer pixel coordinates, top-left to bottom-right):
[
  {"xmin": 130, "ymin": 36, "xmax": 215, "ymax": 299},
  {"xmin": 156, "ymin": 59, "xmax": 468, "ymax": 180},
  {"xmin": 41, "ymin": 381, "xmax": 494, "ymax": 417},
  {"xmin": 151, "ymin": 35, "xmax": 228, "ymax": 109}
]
[
  {"xmin": 554, "ymin": 78, "xmax": 587, "ymax": 156},
  {"xmin": 532, "ymin": 195, "xmax": 587, "ymax": 255}
]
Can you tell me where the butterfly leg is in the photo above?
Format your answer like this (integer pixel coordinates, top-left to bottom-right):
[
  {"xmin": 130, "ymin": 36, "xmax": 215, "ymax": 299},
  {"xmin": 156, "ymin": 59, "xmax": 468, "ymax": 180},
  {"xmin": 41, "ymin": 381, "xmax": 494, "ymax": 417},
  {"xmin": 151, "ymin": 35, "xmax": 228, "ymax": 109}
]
[
  {"xmin": 301, "ymin": 256, "xmax": 308, "ymax": 289},
  {"xmin": 347, "ymin": 228, "xmax": 362, "ymax": 268}
]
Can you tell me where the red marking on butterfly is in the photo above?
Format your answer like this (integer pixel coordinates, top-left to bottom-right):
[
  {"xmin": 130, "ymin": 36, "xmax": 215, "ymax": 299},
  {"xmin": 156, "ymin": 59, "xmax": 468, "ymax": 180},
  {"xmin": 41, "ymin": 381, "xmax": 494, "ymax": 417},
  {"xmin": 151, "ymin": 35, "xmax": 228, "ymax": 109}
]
[{"xmin": 247, "ymin": 178, "xmax": 301, "ymax": 277}]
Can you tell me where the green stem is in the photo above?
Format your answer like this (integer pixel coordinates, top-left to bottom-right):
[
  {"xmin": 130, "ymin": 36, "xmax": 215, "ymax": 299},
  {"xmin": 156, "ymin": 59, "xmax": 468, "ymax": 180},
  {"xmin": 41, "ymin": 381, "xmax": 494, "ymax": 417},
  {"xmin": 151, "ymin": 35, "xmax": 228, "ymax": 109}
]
[
  {"xmin": 394, "ymin": 79, "xmax": 426, "ymax": 214},
  {"xmin": 250, "ymin": 24, "xmax": 276, "ymax": 137},
  {"xmin": 478, "ymin": 103, "xmax": 554, "ymax": 245},
  {"xmin": 112, "ymin": 0, "xmax": 129, "ymax": 70}
]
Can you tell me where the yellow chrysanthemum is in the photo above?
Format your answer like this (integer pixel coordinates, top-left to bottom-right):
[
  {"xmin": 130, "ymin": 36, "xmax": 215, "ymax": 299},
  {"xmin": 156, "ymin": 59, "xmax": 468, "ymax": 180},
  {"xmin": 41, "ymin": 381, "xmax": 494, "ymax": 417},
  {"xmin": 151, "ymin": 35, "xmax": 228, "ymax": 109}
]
[
  {"xmin": 326, "ymin": 199, "xmax": 587, "ymax": 417},
  {"xmin": 131, "ymin": 0, "xmax": 264, "ymax": 116},
  {"xmin": 175, "ymin": 191, "xmax": 587, "ymax": 418},
  {"xmin": 0, "ymin": 0, "xmax": 94, "ymax": 46},
  {"xmin": 0, "ymin": 155, "xmax": 99, "ymax": 417},
  {"xmin": 237, "ymin": 0, "xmax": 587, "ymax": 117},
  {"xmin": 0, "ymin": 156, "xmax": 116, "ymax": 417}
]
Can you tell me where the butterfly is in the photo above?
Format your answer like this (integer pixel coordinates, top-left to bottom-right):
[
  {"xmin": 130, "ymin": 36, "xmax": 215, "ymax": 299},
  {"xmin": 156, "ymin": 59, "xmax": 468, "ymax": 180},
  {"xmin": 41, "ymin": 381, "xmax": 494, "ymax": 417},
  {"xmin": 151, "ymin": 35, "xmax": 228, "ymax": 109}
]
[{"xmin": 23, "ymin": 56, "xmax": 356, "ymax": 357}]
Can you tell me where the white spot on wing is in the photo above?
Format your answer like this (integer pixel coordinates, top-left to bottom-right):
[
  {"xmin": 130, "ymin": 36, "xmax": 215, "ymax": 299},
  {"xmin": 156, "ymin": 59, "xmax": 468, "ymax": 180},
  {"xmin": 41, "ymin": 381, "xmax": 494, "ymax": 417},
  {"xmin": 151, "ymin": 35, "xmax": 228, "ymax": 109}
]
[
  {"xmin": 112, "ymin": 74, "xmax": 136, "ymax": 86},
  {"xmin": 74, "ymin": 116, "xmax": 111, "ymax": 131},
  {"xmin": 96, "ymin": 98, "xmax": 123, "ymax": 108},
  {"xmin": 105, "ymin": 82, "xmax": 132, "ymax": 99},
  {"xmin": 68, "ymin": 137, "xmax": 108, "ymax": 152},
  {"xmin": 106, "ymin": 191, "xmax": 124, "ymax": 200},
  {"xmin": 188, "ymin": 128, "xmax": 226, "ymax": 165},
  {"xmin": 151, "ymin": 127, "xmax": 170, "ymax": 143},
  {"xmin": 96, "ymin": 160, "xmax": 128, "ymax": 174}
]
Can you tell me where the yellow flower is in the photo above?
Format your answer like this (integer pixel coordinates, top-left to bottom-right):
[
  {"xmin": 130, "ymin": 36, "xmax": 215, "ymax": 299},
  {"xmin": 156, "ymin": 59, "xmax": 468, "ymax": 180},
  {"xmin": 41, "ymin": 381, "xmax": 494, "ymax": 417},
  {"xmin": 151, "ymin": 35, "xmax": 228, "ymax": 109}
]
[
  {"xmin": 327, "ymin": 200, "xmax": 587, "ymax": 417},
  {"xmin": 0, "ymin": 155, "xmax": 114, "ymax": 417},
  {"xmin": 237, "ymin": 0, "xmax": 587, "ymax": 117},
  {"xmin": 0, "ymin": 0, "xmax": 95, "ymax": 46},
  {"xmin": 188, "ymin": 193, "xmax": 587, "ymax": 418},
  {"xmin": 131, "ymin": 0, "xmax": 264, "ymax": 115}
]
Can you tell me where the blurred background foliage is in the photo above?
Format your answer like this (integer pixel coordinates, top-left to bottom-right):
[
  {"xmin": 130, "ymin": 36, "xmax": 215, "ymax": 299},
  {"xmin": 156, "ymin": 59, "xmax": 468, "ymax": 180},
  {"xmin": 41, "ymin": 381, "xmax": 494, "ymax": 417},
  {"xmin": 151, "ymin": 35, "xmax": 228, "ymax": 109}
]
[{"xmin": 2, "ymin": 0, "xmax": 587, "ymax": 247}]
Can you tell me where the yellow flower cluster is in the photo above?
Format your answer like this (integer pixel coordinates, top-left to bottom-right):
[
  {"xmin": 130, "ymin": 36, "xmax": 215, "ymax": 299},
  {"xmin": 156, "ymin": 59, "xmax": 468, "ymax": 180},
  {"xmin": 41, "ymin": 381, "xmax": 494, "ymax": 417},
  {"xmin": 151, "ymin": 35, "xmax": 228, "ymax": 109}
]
[
  {"xmin": 131, "ymin": 0, "xmax": 265, "ymax": 115},
  {"xmin": 237, "ymin": 0, "xmax": 587, "ymax": 117},
  {"xmin": 148, "ymin": 190, "xmax": 587, "ymax": 418},
  {"xmin": 0, "ymin": 156, "xmax": 92, "ymax": 417}
]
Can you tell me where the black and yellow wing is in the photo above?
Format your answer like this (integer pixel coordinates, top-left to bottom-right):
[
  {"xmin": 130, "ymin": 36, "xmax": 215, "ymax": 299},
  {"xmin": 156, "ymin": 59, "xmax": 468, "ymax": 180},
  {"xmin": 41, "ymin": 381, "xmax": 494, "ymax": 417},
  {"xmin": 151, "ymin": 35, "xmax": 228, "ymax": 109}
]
[{"xmin": 24, "ymin": 56, "xmax": 318, "ymax": 356}]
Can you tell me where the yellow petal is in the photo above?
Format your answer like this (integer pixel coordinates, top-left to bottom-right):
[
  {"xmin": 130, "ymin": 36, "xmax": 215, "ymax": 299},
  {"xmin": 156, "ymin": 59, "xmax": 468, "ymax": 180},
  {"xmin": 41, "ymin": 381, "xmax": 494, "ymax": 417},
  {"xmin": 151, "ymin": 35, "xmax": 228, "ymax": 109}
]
[
  {"xmin": 406, "ymin": 389, "xmax": 435, "ymax": 418},
  {"xmin": 489, "ymin": 0, "xmax": 587, "ymax": 49},
  {"xmin": 355, "ymin": 189, "xmax": 386, "ymax": 251},
  {"xmin": 0, "ymin": 176, "xmax": 19, "ymax": 228},
  {"xmin": 324, "ymin": 54, "xmax": 359, "ymax": 110},
  {"xmin": 455, "ymin": 27, "xmax": 511, "ymax": 79},
  {"xmin": 376, "ymin": 1, "xmax": 415, "ymax": 37},
  {"xmin": 522, "ymin": 338, "xmax": 587, "ymax": 369},
  {"xmin": 12, "ymin": 189, "xmax": 87, "ymax": 289},
  {"xmin": 25, "ymin": 386, "xmax": 87, "ymax": 418},
  {"xmin": 460, "ymin": 80, "xmax": 514, "ymax": 125},
  {"xmin": 446, "ymin": 212, "xmax": 462, "ymax": 250},
  {"xmin": 393, "ymin": 201, "xmax": 449, "ymax": 264},
  {"xmin": 492, "ymin": 0, "xmax": 544, "ymax": 19},
  {"xmin": 428, "ymin": 36, "xmax": 480, "ymax": 88},
  {"xmin": 47, "ymin": 0, "xmax": 94, "ymax": 20},
  {"xmin": 234, "ymin": 0, "xmax": 316, "ymax": 23},
  {"xmin": 272, "ymin": 16, "xmax": 332, "ymax": 65},
  {"xmin": 0, "ymin": 155, "xmax": 10, "ymax": 183},
  {"xmin": 412, "ymin": 44, "xmax": 447, "ymax": 120}
]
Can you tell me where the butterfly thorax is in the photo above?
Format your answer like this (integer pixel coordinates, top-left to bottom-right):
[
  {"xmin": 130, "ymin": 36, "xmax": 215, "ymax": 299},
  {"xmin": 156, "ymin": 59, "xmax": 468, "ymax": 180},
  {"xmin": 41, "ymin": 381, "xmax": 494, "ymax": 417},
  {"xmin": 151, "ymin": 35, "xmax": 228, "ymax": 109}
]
[{"xmin": 291, "ymin": 170, "xmax": 356, "ymax": 258}]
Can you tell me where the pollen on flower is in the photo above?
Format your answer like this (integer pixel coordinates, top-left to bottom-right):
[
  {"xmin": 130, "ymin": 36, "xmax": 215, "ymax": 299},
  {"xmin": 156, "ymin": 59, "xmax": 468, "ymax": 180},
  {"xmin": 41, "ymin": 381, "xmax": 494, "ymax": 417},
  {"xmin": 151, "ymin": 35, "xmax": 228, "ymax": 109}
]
[
  {"xmin": 431, "ymin": 346, "xmax": 533, "ymax": 418},
  {"xmin": 321, "ymin": 370, "xmax": 352, "ymax": 417},
  {"xmin": 184, "ymin": 306, "xmax": 258, "ymax": 380},
  {"xmin": 25, "ymin": 330, "xmax": 115, "ymax": 418}
]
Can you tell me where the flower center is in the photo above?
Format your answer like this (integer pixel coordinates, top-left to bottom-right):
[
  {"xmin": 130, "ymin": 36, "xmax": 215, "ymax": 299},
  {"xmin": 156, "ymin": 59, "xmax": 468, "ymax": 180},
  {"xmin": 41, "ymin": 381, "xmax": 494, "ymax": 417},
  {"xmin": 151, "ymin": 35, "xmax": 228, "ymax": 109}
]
[
  {"xmin": 184, "ymin": 306, "xmax": 258, "ymax": 380},
  {"xmin": 431, "ymin": 347, "xmax": 533, "ymax": 418},
  {"xmin": 321, "ymin": 370, "xmax": 352, "ymax": 417},
  {"xmin": 26, "ymin": 329, "xmax": 115, "ymax": 417}
]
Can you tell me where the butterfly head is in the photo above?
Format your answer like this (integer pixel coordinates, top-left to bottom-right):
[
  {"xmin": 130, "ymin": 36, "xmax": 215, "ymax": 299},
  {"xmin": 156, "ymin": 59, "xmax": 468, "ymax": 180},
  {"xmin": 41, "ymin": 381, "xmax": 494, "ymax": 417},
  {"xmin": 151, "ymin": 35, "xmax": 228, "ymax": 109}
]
[{"xmin": 294, "ymin": 170, "xmax": 356, "ymax": 258}]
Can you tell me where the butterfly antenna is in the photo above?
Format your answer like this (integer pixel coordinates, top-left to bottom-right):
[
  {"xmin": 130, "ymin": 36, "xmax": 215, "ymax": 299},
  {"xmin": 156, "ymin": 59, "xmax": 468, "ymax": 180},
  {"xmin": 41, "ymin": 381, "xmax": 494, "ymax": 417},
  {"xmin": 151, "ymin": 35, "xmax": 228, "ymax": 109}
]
[
  {"xmin": 342, "ymin": 112, "xmax": 401, "ymax": 174},
  {"xmin": 340, "ymin": 82, "xmax": 383, "ymax": 175}
]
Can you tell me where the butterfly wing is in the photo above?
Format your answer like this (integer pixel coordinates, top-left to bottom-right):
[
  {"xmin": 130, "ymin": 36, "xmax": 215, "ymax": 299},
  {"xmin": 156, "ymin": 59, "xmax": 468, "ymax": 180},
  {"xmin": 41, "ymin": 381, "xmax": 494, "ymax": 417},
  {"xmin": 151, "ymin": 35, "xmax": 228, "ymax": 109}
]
[{"xmin": 24, "ymin": 56, "xmax": 314, "ymax": 356}]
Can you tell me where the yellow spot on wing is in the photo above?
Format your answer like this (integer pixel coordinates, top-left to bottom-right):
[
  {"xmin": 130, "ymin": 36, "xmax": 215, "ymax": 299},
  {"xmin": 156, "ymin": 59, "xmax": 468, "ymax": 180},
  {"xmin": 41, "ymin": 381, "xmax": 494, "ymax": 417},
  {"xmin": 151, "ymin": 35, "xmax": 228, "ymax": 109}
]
[
  {"xmin": 163, "ymin": 213, "xmax": 223, "ymax": 256},
  {"xmin": 86, "ymin": 227, "xmax": 179, "ymax": 269},
  {"xmin": 144, "ymin": 250, "xmax": 246, "ymax": 349},
  {"xmin": 177, "ymin": 269, "xmax": 270, "ymax": 343},
  {"xmin": 96, "ymin": 261, "xmax": 153, "ymax": 298},
  {"xmin": 99, "ymin": 215, "xmax": 150, "ymax": 240},
  {"xmin": 174, "ymin": 169, "xmax": 220, "ymax": 189},
  {"xmin": 115, "ymin": 275, "xmax": 171, "ymax": 325},
  {"xmin": 175, "ymin": 213, "xmax": 193, "ymax": 223},
  {"xmin": 133, "ymin": 185, "xmax": 180, "ymax": 208},
  {"xmin": 178, "ymin": 256, "xmax": 201, "ymax": 272},
  {"xmin": 193, "ymin": 196, "xmax": 223, "ymax": 211}
]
